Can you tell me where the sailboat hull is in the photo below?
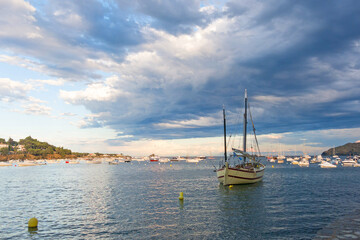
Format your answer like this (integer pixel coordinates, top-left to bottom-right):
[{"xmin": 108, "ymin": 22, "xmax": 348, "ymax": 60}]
[{"xmin": 216, "ymin": 164, "xmax": 265, "ymax": 185}]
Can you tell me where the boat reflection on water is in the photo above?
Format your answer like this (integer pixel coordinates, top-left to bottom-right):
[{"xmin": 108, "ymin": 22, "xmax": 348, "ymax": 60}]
[{"xmin": 217, "ymin": 181, "xmax": 266, "ymax": 237}]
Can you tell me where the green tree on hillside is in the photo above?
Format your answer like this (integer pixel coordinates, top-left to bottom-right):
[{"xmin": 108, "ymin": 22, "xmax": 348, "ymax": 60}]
[
  {"xmin": 8, "ymin": 137, "xmax": 17, "ymax": 146},
  {"xmin": 0, "ymin": 147, "xmax": 9, "ymax": 155}
]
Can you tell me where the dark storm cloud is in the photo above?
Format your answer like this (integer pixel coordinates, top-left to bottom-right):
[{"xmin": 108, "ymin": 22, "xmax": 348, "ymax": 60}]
[
  {"xmin": 2, "ymin": 0, "xmax": 360, "ymax": 142},
  {"xmin": 31, "ymin": 0, "xmax": 144, "ymax": 53},
  {"xmin": 133, "ymin": 0, "xmax": 214, "ymax": 34}
]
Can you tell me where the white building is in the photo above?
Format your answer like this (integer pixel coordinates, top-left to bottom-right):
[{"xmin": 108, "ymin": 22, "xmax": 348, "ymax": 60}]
[
  {"xmin": 0, "ymin": 143, "xmax": 8, "ymax": 149},
  {"xmin": 16, "ymin": 145, "xmax": 26, "ymax": 152}
]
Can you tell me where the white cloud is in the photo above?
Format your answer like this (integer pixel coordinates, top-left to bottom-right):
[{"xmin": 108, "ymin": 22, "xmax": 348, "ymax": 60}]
[
  {"xmin": 0, "ymin": 78, "xmax": 32, "ymax": 102},
  {"xmin": 28, "ymin": 78, "xmax": 65, "ymax": 87},
  {"xmin": 260, "ymin": 134, "xmax": 283, "ymax": 140},
  {"xmin": 0, "ymin": 0, "xmax": 39, "ymax": 39},
  {"xmin": 155, "ymin": 115, "xmax": 220, "ymax": 129},
  {"xmin": 61, "ymin": 112, "xmax": 77, "ymax": 117},
  {"xmin": 60, "ymin": 77, "xmax": 128, "ymax": 103},
  {"xmin": 22, "ymin": 103, "xmax": 52, "ymax": 116},
  {"xmin": 53, "ymin": 9, "xmax": 84, "ymax": 29}
]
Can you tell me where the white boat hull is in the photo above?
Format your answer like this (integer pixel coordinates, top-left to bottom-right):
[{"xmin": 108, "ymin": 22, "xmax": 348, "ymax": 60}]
[
  {"xmin": 319, "ymin": 161, "xmax": 336, "ymax": 168},
  {"xmin": 216, "ymin": 162, "xmax": 265, "ymax": 185},
  {"xmin": 18, "ymin": 162, "xmax": 37, "ymax": 167},
  {"xmin": 0, "ymin": 162, "xmax": 12, "ymax": 167},
  {"xmin": 342, "ymin": 161, "xmax": 355, "ymax": 167}
]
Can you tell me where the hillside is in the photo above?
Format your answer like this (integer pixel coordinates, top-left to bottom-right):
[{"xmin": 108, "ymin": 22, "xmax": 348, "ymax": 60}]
[
  {"xmin": 322, "ymin": 142, "xmax": 360, "ymax": 156},
  {"xmin": 0, "ymin": 136, "xmax": 87, "ymax": 160}
]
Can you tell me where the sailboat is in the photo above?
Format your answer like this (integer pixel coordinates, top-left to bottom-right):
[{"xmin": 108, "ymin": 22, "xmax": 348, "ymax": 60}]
[{"xmin": 216, "ymin": 89, "xmax": 265, "ymax": 185}]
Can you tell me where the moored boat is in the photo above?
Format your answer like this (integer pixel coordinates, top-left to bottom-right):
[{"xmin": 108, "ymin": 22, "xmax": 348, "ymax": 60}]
[
  {"xmin": 216, "ymin": 89, "xmax": 265, "ymax": 185},
  {"xmin": 186, "ymin": 158, "xmax": 199, "ymax": 163},
  {"xmin": 319, "ymin": 161, "xmax": 336, "ymax": 168},
  {"xmin": 159, "ymin": 158, "xmax": 170, "ymax": 163},
  {"xmin": 109, "ymin": 159, "xmax": 120, "ymax": 165},
  {"xmin": 18, "ymin": 160, "xmax": 37, "ymax": 167},
  {"xmin": 67, "ymin": 160, "xmax": 80, "ymax": 164},
  {"xmin": 298, "ymin": 158, "xmax": 309, "ymax": 167},
  {"xmin": 87, "ymin": 159, "xmax": 102, "ymax": 164},
  {"xmin": 0, "ymin": 162, "xmax": 12, "ymax": 167},
  {"xmin": 342, "ymin": 158, "xmax": 356, "ymax": 167},
  {"xmin": 149, "ymin": 155, "xmax": 160, "ymax": 162}
]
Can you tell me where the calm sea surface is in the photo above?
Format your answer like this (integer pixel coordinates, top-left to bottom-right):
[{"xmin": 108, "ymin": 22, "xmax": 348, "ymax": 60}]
[{"xmin": 1, "ymin": 159, "xmax": 360, "ymax": 239}]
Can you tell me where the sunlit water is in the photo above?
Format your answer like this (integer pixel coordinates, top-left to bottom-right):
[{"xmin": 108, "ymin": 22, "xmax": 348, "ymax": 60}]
[{"xmin": 1, "ymin": 160, "xmax": 360, "ymax": 239}]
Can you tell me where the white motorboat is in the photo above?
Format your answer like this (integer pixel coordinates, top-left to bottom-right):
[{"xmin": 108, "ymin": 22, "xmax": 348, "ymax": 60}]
[
  {"xmin": 298, "ymin": 159, "xmax": 309, "ymax": 167},
  {"xmin": 87, "ymin": 159, "xmax": 102, "ymax": 164},
  {"xmin": 319, "ymin": 161, "xmax": 336, "ymax": 168},
  {"xmin": 18, "ymin": 160, "xmax": 37, "ymax": 167},
  {"xmin": 342, "ymin": 158, "xmax": 356, "ymax": 167},
  {"xmin": 159, "ymin": 158, "xmax": 170, "ymax": 163},
  {"xmin": 216, "ymin": 89, "xmax": 265, "ymax": 185},
  {"xmin": 109, "ymin": 159, "xmax": 120, "ymax": 165},
  {"xmin": 186, "ymin": 158, "xmax": 199, "ymax": 163},
  {"xmin": 67, "ymin": 160, "xmax": 80, "ymax": 164},
  {"xmin": 0, "ymin": 162, "xmax": 12, "ymax": 167}
]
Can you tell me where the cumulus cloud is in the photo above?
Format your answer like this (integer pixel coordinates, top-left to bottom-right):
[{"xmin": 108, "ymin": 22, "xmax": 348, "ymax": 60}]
[
  {"xmin": 1, "ymin": 0, "xmax": 360, "ymax": 144},
  {"xmin": 60, "ymin": 76, "xmax": 129, "ymax": 103},
  {"xmin": 22, "ymin": 103, "xmax": 52, "ymax": 116},
  {"xmin": 54, "ymin": 0, "xmax": 360, "ymax": 141},
  {"xmin": 0, "ymin": 78, "xmax": 32, "ymax": 102}
]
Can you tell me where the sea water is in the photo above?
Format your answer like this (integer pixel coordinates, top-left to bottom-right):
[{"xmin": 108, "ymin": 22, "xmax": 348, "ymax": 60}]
[{"xmin": 1, "ymin": 159, "xmax": 360, "ymax": 239}]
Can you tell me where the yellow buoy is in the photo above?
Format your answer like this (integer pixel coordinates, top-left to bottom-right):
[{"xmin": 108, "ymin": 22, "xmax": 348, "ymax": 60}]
[
  {"xmin": 170, "ymin": 164, "xmax": 172, "ymax": 167},
  {"xmin": 28, "ymin": 217, "xmax": 38, "ymax": 228},
  {"xmin": 179, "ymin": 192, "xmax": 184, "ymax": 200},
  {"xmin": 272, "ymin": 165, "xmax": 274, "ymax": 168},
  {"xmin": 229, "ymin": 185, "xmax": 233, "ymax": 189}
]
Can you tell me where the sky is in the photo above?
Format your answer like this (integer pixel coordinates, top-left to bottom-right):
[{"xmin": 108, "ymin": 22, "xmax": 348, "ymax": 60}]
[{"xmin": 0, "ymin": 0, "xmax": 360, "ymax": 156}]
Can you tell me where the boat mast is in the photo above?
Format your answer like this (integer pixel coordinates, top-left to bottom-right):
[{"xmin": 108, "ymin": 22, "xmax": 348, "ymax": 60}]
[
  {"xmin": 243, "ymin": 89, "xmax": 248, "ymax": 162},
  {"xmin": 223, "ymin": 106, "xmax": 227, "ymax": 162}
]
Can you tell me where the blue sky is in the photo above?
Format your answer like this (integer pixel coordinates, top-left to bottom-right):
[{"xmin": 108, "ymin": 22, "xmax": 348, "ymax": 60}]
[{"xmin": 0, "ymin": 0, "xmax": 360, "ymax": 156}]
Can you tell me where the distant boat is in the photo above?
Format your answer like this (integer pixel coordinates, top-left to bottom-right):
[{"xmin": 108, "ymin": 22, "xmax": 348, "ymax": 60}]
[
  {"xmin": 18, "ymin": 160, "xmax": 37, "ymax": 167},
  {"xmin": 109, "ymin": 159, "xmax": 120, "ymax": 165},
  {"xmin": 298, "ymin": 159, "xmax": 309, "ymax": 167},
  {"xmin": 87, "ymin": 159, "xmax": 102, "ymax": 164},
  {"xmin": 149, "ymin": 155, "xmax": 160, "ymax": 162},
  {"xmin": 319, "ymin": 161, "xmax": 336, "ymax": 168},
  {"xmin": 354, "ymin": 163, "xmax": 360, "ymax": 167},
  {"xmin": 216, "ymin": 89, "xmax": 265, "ymax": 185},
  {"xmin": 159, "ymin": 158, "xmax": 170, "ymax": 163},
  {"xmin": 65, "ymin": 160, "xmax": 79, "ymax": 164},
  {"xmin": 0, "ymin": 162, "xmax": 12, "ymax": 167},
  {"xmin": 342, "ymin": 157, "xmax": 356, "ymax": 167},
  {"xmin": 186, "ymin": 158, "xmax": 199, "ymax": 163}
]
